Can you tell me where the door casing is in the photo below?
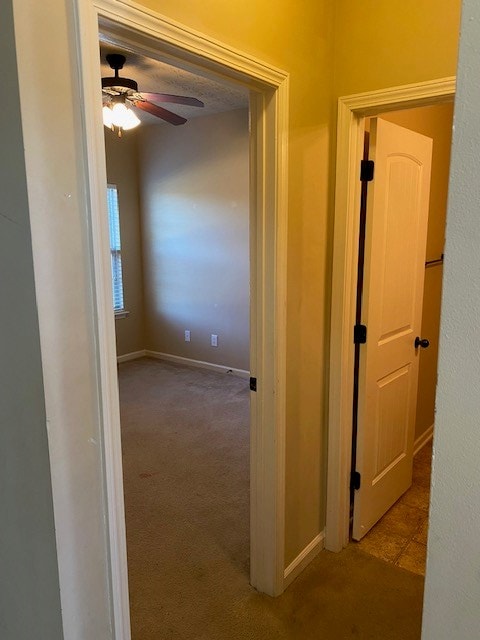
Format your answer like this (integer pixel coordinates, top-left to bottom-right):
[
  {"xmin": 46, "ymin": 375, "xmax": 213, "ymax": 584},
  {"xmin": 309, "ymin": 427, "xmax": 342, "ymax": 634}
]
[
  {"xmin": 326, "ymin": 78, "xmax": 456, "ymax": 553},
  {"xmin": 72, "ymin": 0, "xmax": 290, "ymax": 637}
]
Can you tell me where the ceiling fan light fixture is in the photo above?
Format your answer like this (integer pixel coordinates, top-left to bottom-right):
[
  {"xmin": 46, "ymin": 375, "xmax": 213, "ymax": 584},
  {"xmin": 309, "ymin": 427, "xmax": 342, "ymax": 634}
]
[
  {"xmin": 102, "ymin": 52, "xmax": 204, "ymax": 130},
  {"xmin": 102, "ymin": 101, "xmax": 140, "ymax": 136},
  {"xmin": 102, "ymin": 104, "xmax": 114, "ymax": 128},
  {"xmin": 121, "ymin": 107, "xmax": 141, "ymax": 131}
]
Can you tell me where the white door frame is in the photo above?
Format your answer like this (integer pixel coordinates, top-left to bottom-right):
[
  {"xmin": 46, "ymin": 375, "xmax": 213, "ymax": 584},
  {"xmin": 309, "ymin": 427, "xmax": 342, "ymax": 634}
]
[
  {"xmin": 326, "ymin": 77, "xmax": 456, "ymax": 552},
  {"xmin": 73, "ymin": 0, "xmax": 289, "ymax": 636}
]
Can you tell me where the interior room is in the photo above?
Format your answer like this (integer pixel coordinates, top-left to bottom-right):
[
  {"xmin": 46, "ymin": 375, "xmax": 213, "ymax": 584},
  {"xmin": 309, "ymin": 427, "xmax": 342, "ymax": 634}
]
[{"xmin": 101, "ymin": 43, "xmax": 254, "ymax": 635}]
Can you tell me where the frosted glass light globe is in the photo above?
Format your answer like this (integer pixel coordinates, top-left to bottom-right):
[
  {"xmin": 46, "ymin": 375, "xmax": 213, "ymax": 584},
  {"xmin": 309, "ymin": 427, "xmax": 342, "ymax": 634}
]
[
  {"xmin": 102, "ymin": 105, "xmax": 114, "ymax": 128},
  {"xmin": 103, "ymin": 102, "xmax": 140, "ymax": 133}
]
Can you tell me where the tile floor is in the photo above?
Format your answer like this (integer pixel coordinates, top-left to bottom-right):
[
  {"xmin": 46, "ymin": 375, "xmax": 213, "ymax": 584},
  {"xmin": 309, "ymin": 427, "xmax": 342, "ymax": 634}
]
[{"xmin": 354, "ymin": 441, "xmax": 432, "ymax": 575}]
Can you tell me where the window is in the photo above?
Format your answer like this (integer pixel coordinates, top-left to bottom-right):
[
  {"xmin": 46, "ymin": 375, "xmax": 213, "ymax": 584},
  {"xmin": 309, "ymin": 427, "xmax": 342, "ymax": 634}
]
[{"xmin": 107, "ymin": 184, "xmax": 125, "ymax": 313}]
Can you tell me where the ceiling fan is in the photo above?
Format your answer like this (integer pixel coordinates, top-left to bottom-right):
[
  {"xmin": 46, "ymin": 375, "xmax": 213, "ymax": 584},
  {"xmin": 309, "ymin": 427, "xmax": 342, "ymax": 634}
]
[{"xmin": 101, "ymin": 53, "xmax": 204, "ymax": 135}]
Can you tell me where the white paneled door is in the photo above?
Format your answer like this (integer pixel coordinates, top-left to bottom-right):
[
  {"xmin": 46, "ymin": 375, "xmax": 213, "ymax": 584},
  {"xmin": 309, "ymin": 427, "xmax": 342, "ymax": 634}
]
[{"xmin": 352, "ymin": 118, "xmax": 433, "ymax": 540}]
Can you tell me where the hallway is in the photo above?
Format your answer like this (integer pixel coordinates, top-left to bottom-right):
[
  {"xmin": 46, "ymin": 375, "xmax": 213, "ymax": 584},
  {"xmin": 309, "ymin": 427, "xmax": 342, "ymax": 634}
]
[{"xmin": 119, "ymin": 358, "xmax": 424, "ymax": 639}]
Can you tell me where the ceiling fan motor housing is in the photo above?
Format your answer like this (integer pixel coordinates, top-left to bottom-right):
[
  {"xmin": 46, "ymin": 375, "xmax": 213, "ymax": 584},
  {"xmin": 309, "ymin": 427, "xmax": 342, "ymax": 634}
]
[
  {"xmin": 102, "ymin": 76, "xmax": 139, "ymax": 93},
  {"xmin": 102, "ymin": 53, "xmax": 138, "ymax": 94}
]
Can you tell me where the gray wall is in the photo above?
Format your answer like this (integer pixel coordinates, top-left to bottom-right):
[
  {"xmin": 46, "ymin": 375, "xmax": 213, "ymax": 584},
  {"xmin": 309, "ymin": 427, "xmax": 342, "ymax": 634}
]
[
  {"xmin": 0, "ymin": 2, "xmax": 63, "ymax": 638},
  {"xmin": 105, "ymin": 129, "xmax": 146, "ymax": 357},
  {"xmin": 13, "ymin": 1, "xmax": 114, "ymax": 637},
  {"xmin": 139, "ymin": 109, "xmax": 250, "ymax": 371},
  {"xmin": 422, "ymin": 1, "xmax": 480, "ymax": 636}
]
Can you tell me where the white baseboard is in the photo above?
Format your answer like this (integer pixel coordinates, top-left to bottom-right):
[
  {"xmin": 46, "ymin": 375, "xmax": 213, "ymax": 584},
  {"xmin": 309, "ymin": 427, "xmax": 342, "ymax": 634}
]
[
  {"xmin": 414, "ymin": 424, "xmax": 434, "ymax": 456},
  {"xmin": 283, "ymin": 531, "xmax": 325, "ymax": 590},
  {"xmin": 145, "ymin": 350, "xmax": 250, "ymax": 379},
  {"xmin": 116, "ymin": 349, "xmax": 146, "ymax": 363}
]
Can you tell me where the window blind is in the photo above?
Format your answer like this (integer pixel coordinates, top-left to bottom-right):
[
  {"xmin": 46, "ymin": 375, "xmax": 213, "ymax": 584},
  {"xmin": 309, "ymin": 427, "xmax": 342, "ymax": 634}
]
[{"xmin": 107, "ymin": 185, "xmax": 125, "ymax": 312}]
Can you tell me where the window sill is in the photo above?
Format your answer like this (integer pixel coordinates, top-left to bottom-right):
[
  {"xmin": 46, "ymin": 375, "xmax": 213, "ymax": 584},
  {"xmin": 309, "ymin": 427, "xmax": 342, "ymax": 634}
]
[{"xmin": 114, "ymin": 310, "xmax": 130, "ymax": 320}]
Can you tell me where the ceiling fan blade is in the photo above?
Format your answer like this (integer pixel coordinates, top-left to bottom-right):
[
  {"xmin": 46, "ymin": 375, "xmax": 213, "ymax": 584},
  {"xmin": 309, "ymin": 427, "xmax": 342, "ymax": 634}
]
[
  {"xmin": 140, "ymin": 92, "xmax": 204, "ymax": 108},
  {"xmin": 132, "ymin": 100, "xmax": 187, "ymax": 126}
]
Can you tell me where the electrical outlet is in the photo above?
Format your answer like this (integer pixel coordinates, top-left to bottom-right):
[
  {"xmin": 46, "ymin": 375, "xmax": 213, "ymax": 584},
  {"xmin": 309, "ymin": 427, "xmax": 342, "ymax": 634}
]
[
  {"xmin": 211, "ymin": 334, "xmax": 218, "ymax": 347},
  {"xmin": 185, "ymin": 330, "xmax": 191, "ymax": 342}
]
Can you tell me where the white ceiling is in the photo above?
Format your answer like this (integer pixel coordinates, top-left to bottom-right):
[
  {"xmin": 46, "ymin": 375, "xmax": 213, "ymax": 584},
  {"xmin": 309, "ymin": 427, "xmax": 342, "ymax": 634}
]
[{"xmin": 99, "ymin": 41, "xmax": 249, "ymax": 126}]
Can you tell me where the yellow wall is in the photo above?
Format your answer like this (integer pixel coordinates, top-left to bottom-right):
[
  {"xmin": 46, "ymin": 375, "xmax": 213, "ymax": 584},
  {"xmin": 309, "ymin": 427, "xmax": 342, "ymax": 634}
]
[
  {"xmin": 333, "ymin": 1, "xmax": 461, "ymax": 97},
  {"xmin": 130, "ymin": 0, "xmax": 461, "ymax": 565},
  {"xmin": 133, "ymin": 0, "xmax": 336, "ymax": 564}
]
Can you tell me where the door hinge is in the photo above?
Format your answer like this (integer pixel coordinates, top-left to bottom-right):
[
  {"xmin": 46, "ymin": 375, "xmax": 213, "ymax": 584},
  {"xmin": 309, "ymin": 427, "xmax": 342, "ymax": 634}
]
[
  {"xmin": 250, "ymin": 377, "xmax": 257, "ymax": 392},
  {"xmin": 354, "ymin": 324, "xmax": 367, "ymax": 344},
  {"xmin": 351, "ymin": 471, "xmax": 361, "ymax": 491},
  {"xmin": 360, "ymin": 159, "xmax": 374, "ymax": 182}
]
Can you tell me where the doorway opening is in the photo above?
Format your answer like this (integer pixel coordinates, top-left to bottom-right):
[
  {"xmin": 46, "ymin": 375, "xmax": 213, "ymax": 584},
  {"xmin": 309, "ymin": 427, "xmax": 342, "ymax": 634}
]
[
  {"xmin": 74, "ymin": 1, "xmax": 289, "ymax": 634},
  {"xmin": 326, "ymin": 77, "xmax": 456, "ymax": 556},
  {"xmin": 350, "ymin": 103, "xmax": 454, "ymax": 575},
  {"xmin": 100, "ymin": 36, "xmax": 254, "ymax": 632}
]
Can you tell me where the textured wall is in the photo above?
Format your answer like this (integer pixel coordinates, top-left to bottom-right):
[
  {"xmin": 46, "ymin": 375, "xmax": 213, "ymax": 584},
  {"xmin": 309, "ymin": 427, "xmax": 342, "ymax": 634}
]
[
  {"xmin": 0, "ymin": 2, "xmax": 63, "ymax": 639},
  {"xmin": 140, "ymin": 109, "xmax": 250, "ymax": 371},
  {"xmin": 333, "ymin": 0, "xmax": 461, "ymax": 97},
  {"xmin": 422, "ymin": 0, "xmax": 480, "ymax": 636},
  {"xmin": 12, "ymin": 1, "xmax": 113, "ymax": 637}
]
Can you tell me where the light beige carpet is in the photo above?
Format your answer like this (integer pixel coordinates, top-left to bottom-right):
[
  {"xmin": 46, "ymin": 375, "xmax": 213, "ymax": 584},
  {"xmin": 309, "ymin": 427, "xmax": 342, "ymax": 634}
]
[{"xmin": 119, "ymin": 357, "xmax": 424, "ymax": 639}]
